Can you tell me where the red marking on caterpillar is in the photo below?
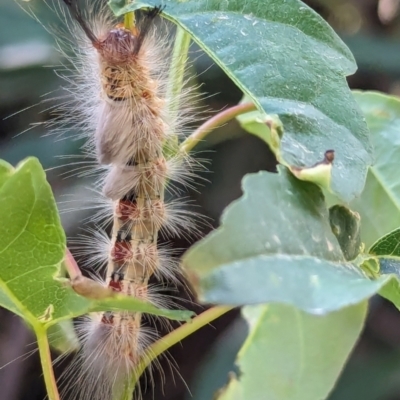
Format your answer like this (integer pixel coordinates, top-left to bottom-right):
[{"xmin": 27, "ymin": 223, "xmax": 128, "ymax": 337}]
[
  {"xmin": 117, "ymin": 199, "xmax": 139, "ymax": 221},
  {"xmin": 109, "ymin": 271, "xmax": 123, "ymax": 292},
  {"xmin": 116, "ymin": 199, "xmax": 166, "ymax": 228},
  {"xmin": 101, "ymin": 312, "xmax": 115, "ymax": 325},
  {"xmin": 111, "ymin": 241, "xmax": 133, "ymax": 264}
]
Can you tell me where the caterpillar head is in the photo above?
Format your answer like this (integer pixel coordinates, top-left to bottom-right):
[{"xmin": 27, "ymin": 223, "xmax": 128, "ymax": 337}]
[
  {"xmin": 61, "ymin": 0, "xmax": 165, "ymax": 64},
  {"xmin": 97, "ymin": 27, "xmax": 137, "ymax": 64}
]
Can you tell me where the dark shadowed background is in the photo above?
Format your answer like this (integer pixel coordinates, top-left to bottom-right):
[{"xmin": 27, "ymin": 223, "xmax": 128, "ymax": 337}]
[{"xmin": 1, "ymin": 0, "xmax": 400, "ymax": 399}]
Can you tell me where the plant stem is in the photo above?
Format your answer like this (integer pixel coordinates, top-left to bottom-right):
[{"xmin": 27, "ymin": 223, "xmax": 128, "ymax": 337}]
[
  {"xmin": 120, "ymin": 373, "xmax": 136, "ymax": 400},
  {"xmin": 124, "ymin": 0, "xmax": 136, "ymax": 30},
  {"xmin": 167, "ymin": 27, "xmax": 191, "ymax": 122},
  {"xmin": 36, "ymin": 326, "xmax": 60, "ymax": 400},
  {"xmin": 131, "ymin": 305, "xmax": 233, "ymax": 390},
  {"xmin": 180, "ymin": 102, "xmax": 256, "ymax": 153},
  {"xmin": 113, "ymin": 380, "xmax": 130, "ymax": 400},
  {"xmin": 64, "ymin": 248, "xmax": 82, "ymax": 280},
  {"xmin": 163, "ymin": 27, "xmax": 191, "ymax": 156}
]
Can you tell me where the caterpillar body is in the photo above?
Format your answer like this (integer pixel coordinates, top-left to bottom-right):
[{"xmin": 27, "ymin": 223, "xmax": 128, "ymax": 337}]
[{"xmin": 41, "ymin": 1, "xmax": 204, "ymax": 398}]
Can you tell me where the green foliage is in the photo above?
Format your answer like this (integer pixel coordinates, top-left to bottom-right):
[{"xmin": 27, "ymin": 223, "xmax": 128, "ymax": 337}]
[
  {"xmin": 0, "ymin": 157, "xmax": 85, "ymax": 324},
  {"xmin": 329, "ymin": 205, "xmax": 362, "ymax": 261},
  {"xmin": 183, "ymin": 168, "xmax": 383, "ymax": 313},
  {"xmin": 181, "ymin": 149, "xmax": 400, "ymax": 398},
  {"xmin": 181, "ymin": 94, "xmax": 400, "ymax": 396},
  {"xmin": 217, "ymin": 303, "xmax": 367, "ymax": 400},
  {"xmin": 370, "ymin": 228, "xmax": 400, "ymax": 256},
  {"xmin": 368, "ymin": 229, "xmax": 400, "ymax": 310},
  {"xmin": 5, "ymin": 0, "xmax": 400, "ymax": 399},
  {"xmin": 351, "ymin": 91, "xmax": 400, "ymax": 247},
  {"xmin": 0, "ymin": 158, "xmax": 193, "ymax": 329},
  {"xmin": 237, "ymin": 104, "xmax": 335, "ymax": 193},
  {"xmin": 111, "ymin": 0, "xmax": 372, "ymax": 202}
]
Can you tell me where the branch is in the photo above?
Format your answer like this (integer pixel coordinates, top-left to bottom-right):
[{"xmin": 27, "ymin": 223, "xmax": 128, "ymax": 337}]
[{"xmin": 180, "ymin": 102, "xmax": 256, "ymax": 153}]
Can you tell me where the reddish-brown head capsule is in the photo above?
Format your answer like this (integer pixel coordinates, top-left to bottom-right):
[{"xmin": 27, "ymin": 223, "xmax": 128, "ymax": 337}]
[{"xmin": 96, "ymin": 28, "xmax": 137, "ymax": 64}]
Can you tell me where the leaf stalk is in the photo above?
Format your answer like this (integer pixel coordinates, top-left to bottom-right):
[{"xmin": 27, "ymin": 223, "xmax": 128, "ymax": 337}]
[
  {"xmin": 36, "ymin": 326, "xmax": 60, "ymax": 400},
  {"xmin": 124, "ymin": 0, "xmax": 136, "ymax": 30},
  {"xmin": 124, "ymin": 305, "xmax": 233, "ymax": 398},
  {"xmin": 180, "ymin": 102, "xmax": 256, "ymax": 153}
]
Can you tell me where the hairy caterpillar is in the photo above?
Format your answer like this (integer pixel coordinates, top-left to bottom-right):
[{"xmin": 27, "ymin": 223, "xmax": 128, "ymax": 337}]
[{"xmin": 29, "ymin": 0, "xmax": 206, "ymax": 398}]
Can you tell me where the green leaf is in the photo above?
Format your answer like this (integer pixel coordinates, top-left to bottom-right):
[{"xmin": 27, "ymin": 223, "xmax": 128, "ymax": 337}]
[
  {"xmin": 329, "ymin": 205, "xmax": 362, "ymax": 261},
  {"xmin": 352, "ymin": 91, "xmax": 400, "ymax": 248},
  {"xmin": 216, "ymin": 302, "xmax": 367, "ymax": 400},
  {"xmin": 90, "ymin": 296, "xmax": 195, "ymax": 321},
  {"xmin": 0, "ymin": 159, "xmax": 13, "ymax": 181},
  {"xmin": 0, "ymin": 158, "xmax": 193, "ymax": 331},
  {"xmin": 0, "ymin": 157, "xmax": 89, "ymax": 325},
  {"xmin": 47, "ymin": 320, "xmax": 80, "ymax": 354},
  {"xmin": 370, "ymin": 228, "xmax": 400, "ymax": 257},
  {"xmin": 369, "ymin": 228, "xmax": 400, "ymax": 309},
  {"xmin": 110, "ymin": 0, "xmax": 372, "ymax": 202},
  {"xmin": 235, "ymin": 99, "xmax": 284, "ymax": 159},
  {"xmin": 183, "ymin": 168, "xmax": 390, "ymax": 314},
  {"xmin": 237, "ymin": 103, "xmax": 335, "ymax": 193}
]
